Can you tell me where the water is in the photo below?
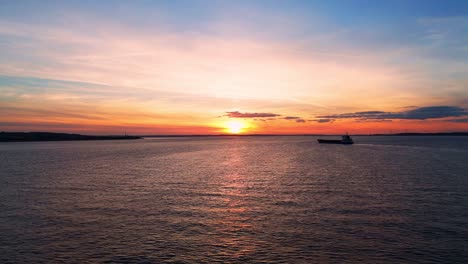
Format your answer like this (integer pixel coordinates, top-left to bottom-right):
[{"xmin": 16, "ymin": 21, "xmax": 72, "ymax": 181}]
[{"xmin": 1, "ymin": 136, "xmax": 467, "ymax": 263}]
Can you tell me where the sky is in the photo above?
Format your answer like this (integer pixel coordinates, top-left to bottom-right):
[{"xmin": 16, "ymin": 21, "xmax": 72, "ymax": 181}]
[{"xmin": 0, "ymin": 0, "xmax": 467, "ymax": 135}]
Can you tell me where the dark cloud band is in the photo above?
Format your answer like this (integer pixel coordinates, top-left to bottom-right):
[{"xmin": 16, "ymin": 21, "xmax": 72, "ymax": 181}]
[{"xmin": 316, "ymin": 106, "xmax": 467, "ymax": 121}]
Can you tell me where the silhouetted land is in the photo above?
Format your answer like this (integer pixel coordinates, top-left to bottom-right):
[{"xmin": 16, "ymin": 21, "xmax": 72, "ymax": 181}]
[{"xmin": 0, "ymin": 132, "xmax": 141, "ymax": 142}]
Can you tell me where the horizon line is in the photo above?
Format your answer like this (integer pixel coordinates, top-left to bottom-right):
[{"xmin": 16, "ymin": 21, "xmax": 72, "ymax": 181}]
[{"xmin": 2, "ymin": 131, "xmax": 468, "ymax": 137}]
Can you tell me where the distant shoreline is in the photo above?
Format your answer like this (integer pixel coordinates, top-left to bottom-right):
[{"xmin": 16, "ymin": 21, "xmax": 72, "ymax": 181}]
[
  {"xmin": 1, "ymin": 131, "xmax": 467, "ymax": 142},
  {"xmin": 0, "ymin": 132, "xmax": 141, "ymax": 142}
]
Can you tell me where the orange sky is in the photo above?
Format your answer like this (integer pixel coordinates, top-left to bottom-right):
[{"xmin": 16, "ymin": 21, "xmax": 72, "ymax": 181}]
[{"xmin": 0, "ymin": 2, "xmax": 467, "ymax": 135}]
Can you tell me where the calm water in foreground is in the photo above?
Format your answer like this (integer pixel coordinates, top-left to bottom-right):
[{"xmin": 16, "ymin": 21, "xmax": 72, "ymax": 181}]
[{"xmin": 1, "ymin": 136, "xmax": 467, "ymax": 263}]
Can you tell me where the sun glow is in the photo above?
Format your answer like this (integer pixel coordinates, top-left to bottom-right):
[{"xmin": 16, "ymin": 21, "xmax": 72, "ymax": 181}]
[{"xmin": 225, "ymin": 120, "xmax": 246, "ymax": 134}]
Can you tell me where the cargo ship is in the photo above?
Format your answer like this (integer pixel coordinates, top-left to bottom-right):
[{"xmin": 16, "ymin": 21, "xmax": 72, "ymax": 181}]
[{"xmin": 317, "ymin": 134, "xmax": 354, "ymax": 144}]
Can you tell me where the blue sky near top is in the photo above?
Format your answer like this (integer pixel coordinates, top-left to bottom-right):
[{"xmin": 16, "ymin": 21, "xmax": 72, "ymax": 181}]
[
  {"xmin": 1, "ymin": 0, "xmax": 467, "ymax": 33},
  {"xmin": 0, "ymin": 1, "xmax": 464, "ymax": 44},
  {"xmin": 1, "ymin": 0, "xmax": 465, "ymax": 61}
]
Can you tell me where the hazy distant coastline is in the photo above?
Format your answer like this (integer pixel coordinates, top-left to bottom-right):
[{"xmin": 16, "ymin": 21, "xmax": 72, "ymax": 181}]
[
  {"xmin": 0, "ymin": 132, "xmax": 141, "ymax": 142},
  {"xmin": 1, "ymin": 132, "xmax": 467, "ymax": 142}
]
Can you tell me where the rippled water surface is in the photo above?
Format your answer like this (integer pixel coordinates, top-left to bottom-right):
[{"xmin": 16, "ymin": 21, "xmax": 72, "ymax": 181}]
[{"xmin": 1, "ymin": 136, "xmax": 467, "ymax": 263}]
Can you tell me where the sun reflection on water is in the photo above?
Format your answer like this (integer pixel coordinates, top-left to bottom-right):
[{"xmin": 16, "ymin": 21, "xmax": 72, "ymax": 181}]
[{"xmin": 212, "ymin": 142, "xmax": 260, "ymax": 258}]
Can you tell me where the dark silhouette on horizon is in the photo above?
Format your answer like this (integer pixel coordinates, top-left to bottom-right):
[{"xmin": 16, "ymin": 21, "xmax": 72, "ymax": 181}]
[
  {"xmin": 318, "ymin": 134, "xmax": 354, "ymax": 144},
  {"xmin": 0, "ymin": 132, "xmax": 141, "ymax": 142}
]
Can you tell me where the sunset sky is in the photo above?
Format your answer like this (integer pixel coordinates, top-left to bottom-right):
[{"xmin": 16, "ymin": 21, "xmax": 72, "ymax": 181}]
[{"xmin": 1, "ymin": 0, "xmax": 467, "ymax": 134}]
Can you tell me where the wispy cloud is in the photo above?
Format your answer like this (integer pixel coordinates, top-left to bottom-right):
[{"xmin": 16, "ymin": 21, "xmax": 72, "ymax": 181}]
[
  {"xmin": 313, "ymin": 118, "xmax": 334, "ymax": 123},
  {"xmin": 283, "ymin": 116, "xmax": 306, "ymax": 123},
  {"xmin": 225, "ymin": 112, "xmax": 308, "ymax": 123},
  {"xmin": 2, "ymin": 10, "xmax": 462, "ymax": 108},
  {"xmin": 446, "ymin": 118, "xmax": 468, "ymax": 123},
  {"xmin": 317, "ymin": 106, "xmax": 467, "ymax": 121},
  {"xmin": 284, "ymin": 116, "xmax": 300, "ymax": 120},
  {"xmin": 225, "ymin": 111, "xmax": 281, "ymax": 118}
]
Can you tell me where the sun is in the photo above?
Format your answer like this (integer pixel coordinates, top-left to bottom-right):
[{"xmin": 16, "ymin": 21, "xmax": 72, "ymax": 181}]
[{"xmin": 225, "ymin": 120, "xmax": 245, "ymax": 134}]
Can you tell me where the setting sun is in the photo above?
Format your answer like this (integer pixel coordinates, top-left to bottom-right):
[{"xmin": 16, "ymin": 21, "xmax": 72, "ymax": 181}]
[{"xmin": 225, "ymin": 120, "xmax": 245, "ymax": 134}]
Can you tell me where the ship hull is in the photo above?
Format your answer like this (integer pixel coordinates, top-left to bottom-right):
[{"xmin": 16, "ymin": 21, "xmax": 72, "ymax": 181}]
[{"xmin": 317, "ymin": 139, "xmax": 353, "ymax": 144}]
